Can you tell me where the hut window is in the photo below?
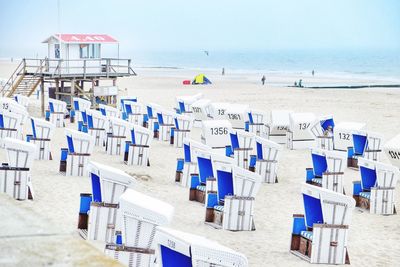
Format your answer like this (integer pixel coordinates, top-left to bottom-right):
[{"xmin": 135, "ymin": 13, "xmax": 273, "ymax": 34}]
[
  {"xmin": 54, "ymin": 44, "xmax": 60, "ymax": 58},
  {"xmin": 91, "ymin": 44, "xmax": 100, "ymax": 58},
  {"xmin": 80, "ymin": 44, "xmax": 89, "ymax": 58}
]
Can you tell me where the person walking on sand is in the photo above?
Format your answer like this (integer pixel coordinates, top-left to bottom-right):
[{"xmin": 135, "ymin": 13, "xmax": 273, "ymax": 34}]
[
  {"xmin": 312, "ymin": 70, "xmax": 315, "ymax": 76},
  {"xmin": 261, "ymin": 75, "xmax": 266, "ymax": 85},
  {"xmin": 222, "ymin": 68, "xmax": 225, "ymax": 76}
]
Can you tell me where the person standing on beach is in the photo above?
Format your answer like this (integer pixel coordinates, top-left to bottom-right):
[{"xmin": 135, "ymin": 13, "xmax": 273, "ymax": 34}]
[
  {"xmin": 222, "ymin": 68, "xmax": 225, "ymax": 76},
  {"xmin": 261, "ymin": 75, "xmax": 266, "ymax": 85},
  {"xmin": 312, "ymin": 70, "xmax": 315, "ymax": 76}
]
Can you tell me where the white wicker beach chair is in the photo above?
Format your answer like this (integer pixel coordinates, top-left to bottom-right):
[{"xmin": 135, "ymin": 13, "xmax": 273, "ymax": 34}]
[
  {"xmin": 310, "ymin": 115, "xmax": 335, "ymax": 150},
  {"xmin": 253, "ymin": 136, "xmax": 282, "ymax": 183},
  {"xmin": 29, "ymin": 117, "xmax": 55, "ymax": 160},
  {"xmin": 349, "ymin": 130, "xmax": 383, "ymax": 167},
  {"xmin": 353, "ymin": 158, "xmax": 399, "ymax": 215},
  {"xmin": 14, "ymin": 94, "xmax": 29, "ymax": 108},
  {"xmin": 124, "ymin": 100, "xmax": 145, "ymax": 126},
  {"xmin": 106, "ymin": 117, "xmax": 131, "ymax": 155},
  {"xmin": 145, "ymin": 102, "xmax": 162, "ymax": 133},
  {"xmin": 246, "ymin": 109, "xmax": 266, "ymax": 136},
  {"xmin": 210, "ymin": 102, "xmax": 231, "ymax": 120},
  {"xmin": 287, "ymin": 112, "xmax": 317, "ymax": 150},
  {"xmin": 61, "ymin": 129, "xmax": 94, "ymax": 176},
  {"xmin": 99, "ymin": 103, "xmax": 120, "ymax": 118},
  {"xmin": 73, "ymin": 97, "xmax": 91, "ymax": 123},
  {"xmin": 172, "ymin": 114, "xmax": 193, "ymax": 148},
  {"xmin": 175, "ymin": 93, "xmax": 202, "ymax": 115},
  {"xmin": 0, "ymin": 110, "xmax": 21, "ymax": 143},
  {"xmin": 86, "ymin": 161, "xmax": 136, "ymax": 243},
  {"xmin": 332, "ymin": 121, "xmax": 365, "ymax": 152},
  {"xmin": 201, "ymin": 120, "xmax": 233, "ymax": 155},
  {"xmin": 48, "ymin": 98, "xmax": 67, "ymax": 127},
  {"xmin": 191, "ymin": 99, "xmax": 212, "ymax": 127},
  {"xmin": 0, "ymin": 97, "xmax": 28, "ymax": 139},
  {"xmin": 306, "ymin": 148, "xmax": 347, "ymax": 193},
  {"xmin": 290, "ymin": 183, "xmax": 355, "ymax": 264},
  {"xmin": 225, "ymin": 104, "xmax": 250, "ymax": 130},
  {"xmin": 124, "ymin": 124, "xmax": 152, "ymax": 166},
  {"xmin": 265, "ymin": 110, "xmax": 292, "ymax": 144},
  {"xmin": 227, "ymin": 129, "xmax": 255, "ymax": 169},
  {"xmin": 86, "ymin": 109, "xmax": 108, "ymax": 147},
  {"xmin": 155, "ymin": 226, "xmax": 248, "ymax": 267},
  {"xmin": 0, "ymin": 138, "xmax": 35, "ymax": 200},
  {"xmin": 104, "ymin": 189, "xmax": 174, "ymax": 267},
  {"xmin": 156, "ymin": 109, "xmax": 175, "ymax": 142},
  {"xmin": 175, "ymin": 138, "xmax": 211, "ymax": 188}
]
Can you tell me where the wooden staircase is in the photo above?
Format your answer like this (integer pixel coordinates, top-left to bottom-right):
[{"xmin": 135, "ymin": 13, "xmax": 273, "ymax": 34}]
[{"xmin": 1, "ymin": 59, "xmax": 44, "ymax": 97}]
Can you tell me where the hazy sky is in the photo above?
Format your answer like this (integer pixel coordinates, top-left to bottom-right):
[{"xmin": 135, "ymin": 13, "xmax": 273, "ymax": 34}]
[{"xmin": 0, "ymin": 0, "xmax": 399, "ymax": 57}]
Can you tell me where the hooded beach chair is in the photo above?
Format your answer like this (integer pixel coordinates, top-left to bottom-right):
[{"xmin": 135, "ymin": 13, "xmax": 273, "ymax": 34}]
[
  {"xmin": 265, "ymin": 110, "xmax": 292, "ymax": 144},
  {"xmin": 384, "ymin": 133, "xmax": 400, "ymax": 169},
  {"xmin": 0, "ymin": 97, "xmax": 28, "ymax": 139},
  {"xmin": 72, "ymin": 97, "xmax": 91, "ymax": 123},
  {"xmin": 124, "ymin": 124, "xmax": 152, "ymax": 166},
  {"xmin": 0, "ymin": 110, "xmax": 21, "ymax": 142},
  {"xmin": 190, "ymin": 150, "xmax": 234, "ymax": 204},
  {"xmin": 287, "ymin": 112, "xmax": 317, "ymax": 150},
  {"xmin": 226, "ymin": 129, "xmax": 255, "ymax": 169},
  {"xmin": 28, "ymin": 117, "xmax": 55, "ymax": 160},
  {"xmin": 60, "ymin": 129, "xmax": 94, "ymax": 176},
  {"xmin": 86, "ymin": 109, "xmax": 108, "ymax": 147},
  {"xmin": 85, "ymin": 161, "xmax": 136, "ymax": 243},
  {"xmin": 333, "ymin": 121, "xmax": 365, "ymax": 152},
  {"xmin": 290, "ymin": 183, "xmax": 355, "ymax": 264},
  {"xmin": 253, "ymin": 136, "xmax": 282, "ymax": 183},
  {"xmin": 347, "ymin": 130, "xmax": 383, "ymax": 168},
  {"xmin": 210, "ymin": 102, "xmax": 231, "ymax": 120},
  {"xmin": 14, "ymin": 94, "xmax": 29, "ymax": 108},
  {"xmin": 99, "ymin": 103, "xmax": 120, "ymax": 118},
  {"xmin": 105, "ymin": 189, "xmax": 174, "ymax": 267},
  {"xmin": 0, "ymin": 138, "xmax": 35, "ymax": 200},
  {"xmin": 175, "ymin": 138, "xmax": 211, "ymax": 188},
  {"xmin": 352, "ymin": 158, "xmax": 399, "ymax": 215},
  {"xmin": 310, "ymin": 115, "xmax": 335, "ymax": 150},
  {"xmin": 156, "ymin": 108, "xmax": 175, "ymax": 142},
  {"xmin": 145, "ymin": 102, "xmax": 162, "ymax": 134},
  {"xmin": 172, "ymin": 114, "xmax": 193, "ymax": 148},
  {"xmin": 48, "ymin": 98, "xmax": 67, "ymax": 127},
  {"xmin": 205, "ymin": 163, "xmax": 262, "ymax": 231},
  {"xmin": 191, "ymin": 99, "xmax": 212, "ymax": 127},
  {"xmin": 155, "ymin": 227, "xmax": 249, "ymax": 267},
  {"xmin": 175, "ymin": 93, "xmax": 202, "ymax": 115},
  {"xmin": 119, "ymin": 96, "xmax": 137, "ymax": 111},
  {"xmin": 124, "ymin": 100, "xmax": 145, "ymax": 126},
  {"xmin": 225, "ymin": 104, "xmax": 250, "ymax": 130},
  {"xmin": 201, "ymin": 120, "xmax": 233, "ymax": 155},
  {"xmin": 106, "ymin": 117, "xmax": 131, "ymax": 155},
  {"xmin": 306, "ymin": 148, "xmax": 347, "ymax": 193},
  {"xmin": 246, "ymin": 109, "xmax": 266, "ymax": 136}
]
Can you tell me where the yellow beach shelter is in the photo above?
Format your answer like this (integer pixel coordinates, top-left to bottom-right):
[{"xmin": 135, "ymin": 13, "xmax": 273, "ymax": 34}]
[{"xmin": 193, "ymin": 74, "xmax": 212, "ymax": 85}]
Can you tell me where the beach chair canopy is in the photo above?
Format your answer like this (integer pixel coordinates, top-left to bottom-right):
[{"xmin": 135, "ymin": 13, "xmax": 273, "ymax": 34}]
[
  {"xmin": 191, "ymin": 99, "xmax": 212, "ymax": 120},
  {"xmin": 311, "ymin": 148, "xmax": 346, "ymax": 177},
  {"xmin": 31, "ymin": 117, "xmax": 55, "ymax": 139},
  {"xmin": 192, "ymin": 74, "xmax": 212, "ymax": 85},
  {"xmin": 147, "ymin": 102, "xmax": 163, "ymax": 118},
  {"xmin": 183, "ymin": 138, "xmax": 211, "ymax": 163},
  {"xmin": 64, "ymin": 128, "xmax": 95, "ymax": 154},
  {"xmin": 48, "ymin": 98, "xmax": 67, "ymax": 113},
  {"xmin": 225, "ymin": 104, "xmax": 250, "ymax": 129},
  {"xmin": 73, "ymin": 97, "xmax": 91, "ymax": 111},
  {"xmin": 176, "ymin": 93, "xmax": 203, "ymax": 113},
  {"xmin": 0, "ymin": 110, "xmax": 22, "ymax": 130},
  {"xmin": 157, "ymin": 109, "xmax": 175, "ymax": 125},
  {"xmin": 194, "ymin": 149, "xmax": 215, "ymax": 184},
  {"xmin": 255, "ymin": 136, "xmax": 282, "ymax": 160},
  {"xmin": 301, "ymin": 183, "xmax": 355, "ymax": 229},
  {"xmin": 155, "ymin": 226, "xmax": 248, "ymax": 267},
  {"xmin": 201, "ymin": 120, "xmax": 233, "ymax": 148},
  {"xmin": 14, "ymin": 94, "xmax": 29, "ymax": 108},
  {"xmin": 88, "ymin": 161, "xmax": 135, "ymax": 203},
  {"xmin": 320, "ymin": 115, "xmax": 335, "ymax": 132},
  {"xmin": 98, "ymin": 104, "xmax": 119, "ymax": 118},
  {"xmin": 123, "ymin": 100, "xmax": 143, "ymax": 115},
  {"xmin": 3, "ymin": 137, "xmax": 36, "ymax": 168},
  {"xmin": 333, "ymin": 122, "xmax": 366, "ymax": 151},
  {"xmin": 174, "ymin": 114, "xmax": 193, "ymax": 130},
  {"xmin": 0, "ymin": 98, "xmax": 28, "ymax": 123},
  {"xmin": 384, "ymin": 133, "xmax": 400, "ymax": 168},
  {"xmin": 230, "ymin": 129, "xmax": 255, "ymax": 150},
  {"xmin": 232, "ymin": 165, "xmax": 262, "ymax": 198},
  {"xmin": 358, "ymin": 157, "xmax": 399, "ymax": 191},
  {"xmin": 119, "ymin": 188, "xmax": 174, "ymax": 228},
  {"xmin": 119, "ymin": 96, "xmax": 137, "ymax": 111},
  {"xmin": 289, "ymin": 112, "xmax": 316, "ymax": 137},
  {"xmin": 248, "ymin": 109, "xmax": 266, "ymax": 124},
  {"xmin": 212, "ymin": 153, "xmax": 235, "ymax": 201}
]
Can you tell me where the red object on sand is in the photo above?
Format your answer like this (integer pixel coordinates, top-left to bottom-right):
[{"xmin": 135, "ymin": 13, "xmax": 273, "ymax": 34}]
[{"xmin": 183, "ymin": 80, "xmax": 191, "ymax": 85}]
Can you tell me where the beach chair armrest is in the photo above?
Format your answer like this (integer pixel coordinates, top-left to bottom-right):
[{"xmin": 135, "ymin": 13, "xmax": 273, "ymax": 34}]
[
  {"xmin": 323, "ymin": 171, "xmax": 344, "ymax": 176},
  {"xmin": 312, "ymin": 223, "xmax": 349, "ymax": 230},
  {"xmin": 256, "ymin": 159, "xmax": 278, "ymax": 163},
  {"xmin": 233, "ymin": 148, "xmax": 253, "ymax": 151},
  {"xmin": 371, "ymin": 186, "xmax": 395, "ymax": 190},
  {"xmin": 365, "ymin": 149, "xmax": 382, "ymax": 153}
]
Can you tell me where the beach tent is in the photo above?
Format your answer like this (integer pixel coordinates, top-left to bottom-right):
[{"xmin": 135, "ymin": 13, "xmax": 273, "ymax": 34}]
[{"xmin": 192, "ymin": 74, "xmax": 212, "ymax": 85}]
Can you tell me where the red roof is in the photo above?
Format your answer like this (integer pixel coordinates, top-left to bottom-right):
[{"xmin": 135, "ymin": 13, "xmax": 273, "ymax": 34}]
[{"xmin": 44, "ymin": 34, "xmax": 118, "ymax": 43}]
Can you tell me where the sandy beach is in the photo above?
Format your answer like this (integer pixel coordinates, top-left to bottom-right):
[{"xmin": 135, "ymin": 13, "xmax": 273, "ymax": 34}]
[{"xmin": 0, "ymin": 60, "xmax": 400, "ymax": 267}]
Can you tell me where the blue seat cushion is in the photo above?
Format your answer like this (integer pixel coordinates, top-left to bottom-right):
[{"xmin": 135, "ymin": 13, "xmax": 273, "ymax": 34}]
[
  {"xmin": 360, "ymin": 191, "xmax": 371, "ymax": 199},
  {"xmin": 311, "ymin": 178, "xmax": 322, "ymax": 184},
  {"xmin": 214, "ymin": 205, "xmax": 224, "ymax": 212},
  {"xmin": 300, "ymin": 230, "xmax": 313, "ymax": 241},
  {"xmin": 196, "ymin": 185, "xmax": 206, "ymax": 192}
]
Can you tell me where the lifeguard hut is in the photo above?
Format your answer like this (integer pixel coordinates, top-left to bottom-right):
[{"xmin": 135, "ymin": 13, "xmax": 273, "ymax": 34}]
[{"xmin": 1, "ymin": 33, "xmax": 136, "ymax": 114}]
